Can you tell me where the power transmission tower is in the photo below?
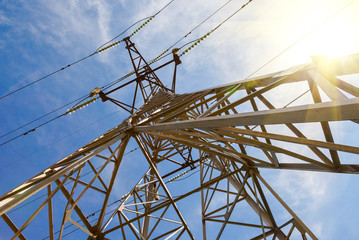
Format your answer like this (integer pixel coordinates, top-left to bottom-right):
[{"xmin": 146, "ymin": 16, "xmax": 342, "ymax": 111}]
[{"xmin": 1, "ymin": 38, "xmax": 359, "ymax": 239}]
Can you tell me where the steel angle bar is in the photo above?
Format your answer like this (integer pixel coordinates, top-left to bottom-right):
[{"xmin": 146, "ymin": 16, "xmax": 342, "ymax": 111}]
[
  {"xmin": 1, "ymin": 213, "xmax": 27, "ymax": 240},
  {"xmin": 0, "ymin": 131, "xmax": 128, "ymax": 216},
  {"xmin": 134, "ymin": 98, "xmax": 359, "ymax": 131},
  {"xmin": 216, "ymin": 127, "xmax": 359, "ymax": 155},
  {"xmin": 134, "ymin": 134, "xmax": 195, "ymax": 239},
  {"xmin": 255, "ymin": 173, "xmax": 318, "ymax": 240},
  {"xmin": 165, "ymin": 129, "xmax": 330, "ymax": 169},
  {"xmin": 104, "ymin": 166, "xmax": 243, "ymax": 235},
  {"xmin": 253, "ymin": 163, "xmax": 359, "ymax": 174}
]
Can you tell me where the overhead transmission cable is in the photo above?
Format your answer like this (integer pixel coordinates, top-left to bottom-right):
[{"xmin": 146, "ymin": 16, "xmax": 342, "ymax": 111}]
[
  {"xmin": 0, "ymin": 111, "xmax": 134, "ymax": 170},
  {"xmin": 0, "ymin": 94, "xmax": 88, "ymax": 140},
  {"xmin": 0, "ymin": 0, "xmax": 177, "ymax": 144},
  {"xmin": 146, "ymin": 0, "xmax": 234, "ymax": 65},
  {"xmin": 180, "ymin": 0, "xmax": 254, "ymax": 56},
  {"xmin": 95, "ymin": 0, "xmax": 254, "ymax": 97},
  {"xmin": 0, "ymin": 0, "xmax": 176, "ymax": 101},
  {"xmin": 0, "ymin": 0, "xmax": 233, "ymax": 145},
  {"xmin": 100, "ymin": 0, "xmax": 238, "ymax": 91},
  {"xmin": 3, "ymin": 1, "xmax": 354, "ymax": 237},
  {"xmin": 97, "ymin": 0, "xmax": 251, "ymax": 81},
  {"xmin": 0, "ymin": 113, "xmax": 67, "ymax": 147},
  {"xmin": 0, "ymin": 55, "xmax": 96, "ymax": 101},
  {"xmin": 2, "ymin": 0, "xmax": 351, "ymax": 148}
]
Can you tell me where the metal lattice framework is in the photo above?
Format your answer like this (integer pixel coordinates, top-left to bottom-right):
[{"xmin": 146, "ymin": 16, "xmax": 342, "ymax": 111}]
[{"xmin": 1, "ymin": 39, "xmax": 359, "ymax": 239}]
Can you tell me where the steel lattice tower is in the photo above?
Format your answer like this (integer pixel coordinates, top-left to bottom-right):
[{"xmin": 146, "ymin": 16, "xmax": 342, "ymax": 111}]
[{"xmin": 1, "ymin": 38, "xmax": 359, "ymax": 240}]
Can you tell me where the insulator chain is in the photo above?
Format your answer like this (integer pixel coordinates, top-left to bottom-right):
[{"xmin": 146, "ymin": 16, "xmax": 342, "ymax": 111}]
[
  {"xmin": 168, "ymin": 170, "xmax": 190, "ymax": 183},
  {"xmin": 168, "ymin": 158, "xmax": 211, "ymax": 183},
  {"xmin": 97, "ymin": 40, "xmax": 123, "ymax": 53},
  {"xmin": 66, "ymin": 97, "xmax": 98, "ymax": 114},
  {"xmin": 96, "ymin": 16, "xmax": 154, "ymax": 54},
  {"xmin": 109, "ymin": 71, "xmax": 135, "ymax": 87},
  {"xmin": 149, "ymin": 49, "xmax": 169, "ymax": 64},
  {"xmin": 180, "ymin": 31, "xmax": 213, "ymax": 56},
  {"xmin": 130, "ymin": 16, "xmax": 154, "ymax": 37},
  {"xmin": 122, "ymin": 71, "xmax": 135, "ymax": 79}
]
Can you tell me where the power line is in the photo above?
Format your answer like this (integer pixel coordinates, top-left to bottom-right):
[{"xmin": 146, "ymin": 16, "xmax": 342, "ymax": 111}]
[
  {"xmin": 1, "ymin": 0, "xmax": 351, "ymax": 149},
  {"xmin": 0, "ymin": 54, "xmax": 96, "ymax": 101},
  {"xmin": 0, "ymin": 75, "xmax": 144, "ymax": 147},
  {"xmin": 0, "ymin": 113, "xmax": 66, "ymax": 147},
  {"xmin": 0, "ymin": 0, "xmax": 180, "ymax": 143},
  {"xmin": 0, "ymin": 0, "xmax": 177, "ymax": 101},
  {"xmin": 95, "ymin": 17, "xmax": 152, "ymax": 52},
  {"xmin": 103, "ymin": 0, "xmax": 237, "ymax": 80},
  {"xmin": 0, "ymin": 94, "xmax": 88, "ymax": 140},
  {"xmin": 0, "ymin": 0, "xmax": 231, "ymax": 143},
  {"xmin": 178, "ymin": 0, "xmax": 353, "ymax": 83},
  {"xmin": 175, "ymin": 0, "xmax": 283, "ymax": 82},
  {"xmin": 0, "ymin": 110, "xmax": 129, "ymax": 170},
  {"xmin": 153, "ymin": 0, "xmax": 234, "ymax": 60},
  {"xmin": 101, "ymin": 0, "xmax": 238, "ymax": 92},
  {"xmin": 180, "ymin": 0, "xmax": 254, "ymax": 56}
]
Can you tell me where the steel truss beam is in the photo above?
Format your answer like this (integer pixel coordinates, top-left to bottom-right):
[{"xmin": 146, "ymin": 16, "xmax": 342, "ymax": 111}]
[{"xmin": 1, "ymin": 51, "xmax": 359, "ymax": 239}]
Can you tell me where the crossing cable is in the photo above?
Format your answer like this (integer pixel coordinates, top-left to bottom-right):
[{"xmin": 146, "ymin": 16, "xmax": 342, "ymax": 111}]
[
  {"xmin": 0, "ymin": 0, "xmax": 176, "ymax": 101},
  {"xmin": 0, "ymin": 0, "xmax": 231, "ymax": 143},
  {"xmin": 0, "ymin": 0, "xmax": 232, "ymax": 140},
  {"xmin": 0, "ymin": 0, "xmax": 179, "ymax": 141},
  {"xmin": 180, "ymin": 0, "xmax": 254, "ymax": 56},
  {"xmin": 0, "ymin": 111, "xmax": 133, "ymax": 170},
  {"xmin": 0, "ymin": 42, "xmax": 193, "ymax": 147},
  {"xmin": 0, "ymin": 113, "xmax": 67, "ymax": 147},
  {"xmin": 0, "ymin": 94, "xmax": 88, "ymax": 140},
  {"xmin": 100, "ymin": 0, "xmax": 238, "ymax": 91},
  {"xmin": 97, "ymin": 0, "xmax": 253, "ymax": 93},
  {"xmin": 146, "ymin": 0, "xmax": 234, "ymax": 65},
  {"xmin": 3, "ymin": 0, "xmax": 350, "ymax": 148}
]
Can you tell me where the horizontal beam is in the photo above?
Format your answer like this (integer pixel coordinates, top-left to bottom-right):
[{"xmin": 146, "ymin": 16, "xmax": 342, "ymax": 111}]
[
  {"xmin": 217, "ymin": 127, "xmax": 359, "ymax": 154},
  {"xmin": 254, "ymin": 163, "xmax": 359, "ymax": 174},
  {"xmin": 134, "ymin": 98, "xmax": 359, "ymax": 131},
  {"xmin": 192, "ymin": 53, "xmax": 359, "ymax": 95}
]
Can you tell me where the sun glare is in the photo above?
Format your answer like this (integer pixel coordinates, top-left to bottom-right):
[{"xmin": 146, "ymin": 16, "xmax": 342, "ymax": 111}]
[{"xmin": 301, "ymin": 1, "xmax": 359, "ymax": 58}]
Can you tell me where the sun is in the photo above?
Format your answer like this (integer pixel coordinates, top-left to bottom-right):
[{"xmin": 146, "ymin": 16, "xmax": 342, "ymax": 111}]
[{"xmin": 300, "ymin": 0, "xmax": 359, "ymax": 58}]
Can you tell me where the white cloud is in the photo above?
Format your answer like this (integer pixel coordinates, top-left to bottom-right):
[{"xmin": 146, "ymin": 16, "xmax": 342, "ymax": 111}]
[
  {"xmin": 267, "ymin": 169, "xmax": 335, "ymax": 239},
  {"xmin": 0, "ymin": 9, "xmax": 12, "ymax": 25}
]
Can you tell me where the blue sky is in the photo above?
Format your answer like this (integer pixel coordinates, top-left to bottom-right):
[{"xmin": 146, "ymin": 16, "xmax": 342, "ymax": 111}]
[{"xmin": 0, "ymin": 0, "xmax": 359, "ymax": 239}]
